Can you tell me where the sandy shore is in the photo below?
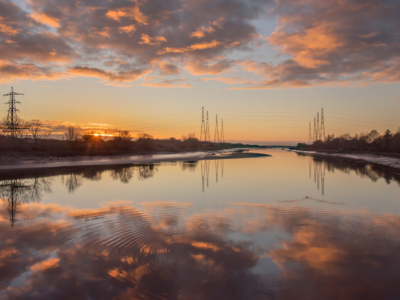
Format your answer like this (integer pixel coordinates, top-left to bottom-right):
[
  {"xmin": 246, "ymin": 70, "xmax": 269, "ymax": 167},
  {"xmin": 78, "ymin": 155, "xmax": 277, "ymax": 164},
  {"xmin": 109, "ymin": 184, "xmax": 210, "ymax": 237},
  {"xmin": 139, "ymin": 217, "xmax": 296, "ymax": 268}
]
[
  {"xmin": 0, "ymin": 149, "xmax": 270, "ymax": 171},
  {"xmin": 291, "ymin": 150, "xmax": 400, "ymax": 170}
]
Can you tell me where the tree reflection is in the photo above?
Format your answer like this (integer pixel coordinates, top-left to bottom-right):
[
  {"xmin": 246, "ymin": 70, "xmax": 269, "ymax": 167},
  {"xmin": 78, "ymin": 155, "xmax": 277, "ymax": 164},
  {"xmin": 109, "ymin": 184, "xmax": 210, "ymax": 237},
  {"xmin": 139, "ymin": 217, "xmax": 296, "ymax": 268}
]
[
  {"xmin": 63, "ymin": 174, "xmax": 84, "ymax": 193},
  {"xmin": 0, "ymin": 178, "xmax": 52, "ymax": 226},
  {"xmin": 181, "ymin": 161, "xmax": 198, "ymax": 172},
  {"xmin": 303, "ymin": 154, "xmax": 400, "ymax": 195},
  {"xmin": 111, "ymin": 166, "xmax": 134, "ymax": 183},
  {"xmin": 137, "ymin": 164, "xmax": 157, "ymax": 180}
]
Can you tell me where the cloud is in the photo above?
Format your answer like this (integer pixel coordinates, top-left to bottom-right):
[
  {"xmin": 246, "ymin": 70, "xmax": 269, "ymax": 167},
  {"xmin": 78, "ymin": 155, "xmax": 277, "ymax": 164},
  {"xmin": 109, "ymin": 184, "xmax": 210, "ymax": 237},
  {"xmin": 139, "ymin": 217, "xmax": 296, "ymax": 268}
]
[
  {"xmin": 0, "ymin": 0, "xmax": 273, "ymax": 86},
  {"xmin": 30, "ymin": 12, "xmax": 60, "ymax": 28},
  {"xmin": 186, "ymin": 59, "xmax": 236, "ymax": 75},
  {"xmin": 142, "ymin": 77, "xmax": 192, "ymax": 88},
  {"xmin": 159, "ymin": 61, "xmax": 179, "ymax": 75},
  {"xmin": 244, "ymin": 0, "xmax": 400, "ymax": 88},
  {"xmin": 68, "ymin": 66, "xmax": 149, "ymax": 82},
  {"xmin": 1, "ymin": 0, "xmax": 399, "ymax": 88},
  {"xmin": 139, "ymin": 34, "xmax": 167, "ymax": 46}
]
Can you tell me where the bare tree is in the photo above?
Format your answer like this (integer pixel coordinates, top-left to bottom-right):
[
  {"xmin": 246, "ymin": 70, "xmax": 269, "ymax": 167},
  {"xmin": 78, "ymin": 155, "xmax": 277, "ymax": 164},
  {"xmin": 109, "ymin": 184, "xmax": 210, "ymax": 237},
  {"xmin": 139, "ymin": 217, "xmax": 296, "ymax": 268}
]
[
  {"xmin": 1, "ymin": 116, "xmax": 29, "ymax": 138},
  {"xmin": 182, "ymin": 132, "xmax": 196, "ymax": 141},
  {"xmin": 64, "ymin": 127, "xmax": 81, "ymax": 141},
  {"xmin": 27, "ymin": 120, "xmax": 52, "ymax": 143},
  {"xmin": 119, "ymin": 131, "xmax": 132, "ymax": 141},
  {"xmin": 137, "ymin": 132, "xmax": 153, "ymax": 140}
]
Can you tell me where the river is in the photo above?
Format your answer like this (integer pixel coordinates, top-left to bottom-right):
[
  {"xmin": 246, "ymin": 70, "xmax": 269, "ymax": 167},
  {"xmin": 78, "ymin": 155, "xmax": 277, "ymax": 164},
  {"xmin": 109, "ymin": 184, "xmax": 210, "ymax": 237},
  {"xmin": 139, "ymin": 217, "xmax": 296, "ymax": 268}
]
[{"xmin": 1, "ymin": 149, "xmax": 399, "ymax": 299}]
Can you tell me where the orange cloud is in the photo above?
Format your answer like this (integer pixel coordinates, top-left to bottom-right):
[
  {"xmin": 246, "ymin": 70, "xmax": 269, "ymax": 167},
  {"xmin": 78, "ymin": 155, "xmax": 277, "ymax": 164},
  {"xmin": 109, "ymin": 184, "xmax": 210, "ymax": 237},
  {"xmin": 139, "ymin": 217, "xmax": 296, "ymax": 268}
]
[
  {"xmin": 30, "ymin": 258, "xmax": 60, "ymax": 272},
  {"xmin": 139, "ymin": 34, "xmax": 167, "ymax": 46},
  {"xmin": 106, "ymin": 6, "xmax": 148, "ymax": 25},
  {"xmin": 201, "ymin": 76, "xmax": 254, "ymax": 84},
  {"xmin": 141, "ymin": 77, "xmax": 192, "ymax": 88},
  {"xmin": 185, "ymin": 59, "xmax": 234, "ymax": 75},
  {"xmin": 0, "ymin": 17, "xmax": 19, "ymax": 35},
  {"xmin": 69, "ymin": 66, "xmax": 149, "ymax": 82},
  {"xmin": 159, "ymin": 40, "xmax": 221, "ymax": 54},
  {"xmin": 190, "ymin": 26, "xmax": 215, "ymax": 38},
  {"xmin": 268, "ymin": 23, "xmax": 345, "ymax": 68},
  {"xmin": 190, "ymin": 30, "xmax": 205, "ymax": 38},
  {"xmin": 30, "ymin": 12, "xmax": 60, "ymax": 28},
  {"xmin": 118, "ymin": 25, "xmax": 136, "ymax": 35}
]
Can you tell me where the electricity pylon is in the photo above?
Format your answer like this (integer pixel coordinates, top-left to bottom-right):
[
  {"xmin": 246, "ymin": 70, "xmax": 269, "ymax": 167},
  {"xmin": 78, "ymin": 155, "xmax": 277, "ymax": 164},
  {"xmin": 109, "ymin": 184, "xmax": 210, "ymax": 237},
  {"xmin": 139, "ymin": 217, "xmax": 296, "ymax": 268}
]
[
  {"xmin": 313, "ymin": 118, "xmax": 316, "ymax": 141},
  {"xmin": 200, "ymin": 107, "xmax": 205, "ymax": 141},
  {"xmin": 2, "ymin": 87, "xmax": 25, "ymax": 136},
  {"xmin": 321, "ymin": 108, "xmax": 325, "ymax": 141},
  {"xmin": 214, "ymin": 115, "xmax": 219, "ymax": 143},
  {"xmin": 220, "ymin": 119, "xmax": 225, "ymax": 143},
  {"xmin": 308, "ymin": 122, "xmax": 312, "ymax": 144},
  {"xmin": 205, "ymin": 111, "xmax": 210, "ymax": 142}
]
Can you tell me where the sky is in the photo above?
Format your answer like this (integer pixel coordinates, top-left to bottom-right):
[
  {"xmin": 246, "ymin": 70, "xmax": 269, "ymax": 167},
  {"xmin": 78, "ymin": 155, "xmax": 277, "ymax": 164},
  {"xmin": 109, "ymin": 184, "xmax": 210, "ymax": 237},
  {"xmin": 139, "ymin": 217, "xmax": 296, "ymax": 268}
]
[{"xmin": 0, "ymin": 0, "xmax": 399, "ymax": 144}]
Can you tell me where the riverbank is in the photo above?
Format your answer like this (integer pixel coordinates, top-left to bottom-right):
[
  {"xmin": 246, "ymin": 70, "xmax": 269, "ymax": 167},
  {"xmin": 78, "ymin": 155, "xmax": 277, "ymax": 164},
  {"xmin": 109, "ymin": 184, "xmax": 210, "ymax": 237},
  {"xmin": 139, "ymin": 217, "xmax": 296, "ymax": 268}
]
[
  {"xmin": 0, "ymin": 149, "xmax": 270, "ymax": 171},
  {"xmin": 290, "ymin": 149, "xmax": 400, "ymax": 170}
]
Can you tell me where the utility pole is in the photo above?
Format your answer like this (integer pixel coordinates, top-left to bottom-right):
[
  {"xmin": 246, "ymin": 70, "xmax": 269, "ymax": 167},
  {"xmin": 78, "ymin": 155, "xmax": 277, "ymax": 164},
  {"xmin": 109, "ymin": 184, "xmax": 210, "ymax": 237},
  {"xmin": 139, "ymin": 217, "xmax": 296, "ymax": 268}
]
[
  {"xmin": 3, "ymin": 87, "xmax": 24, "ymax": 136},
  {"xmin": 205, "ymin": 111, "xmax": 210, "ymax": 142},
  {"xmin": 200, "ymin": 107, "xmax": 205, "ymax": 141},
  {"xmin": 220, "ymin": 119, "xmax": 224, "ymax": 143},
  {"xmin": 214, "ymin": 115, "xmax": 219, "ymax": 143},
  {"xmin": 321, "ymin": 108, "xmax": 325, "ymax": 141}
]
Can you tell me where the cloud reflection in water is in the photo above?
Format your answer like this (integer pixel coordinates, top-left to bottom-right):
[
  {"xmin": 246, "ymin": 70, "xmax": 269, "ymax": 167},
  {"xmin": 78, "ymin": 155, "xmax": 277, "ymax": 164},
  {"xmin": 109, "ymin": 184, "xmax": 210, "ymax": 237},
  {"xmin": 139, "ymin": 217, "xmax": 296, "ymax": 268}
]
[{"xmin": 0, "ymin": 202, "xmax": 400, "ymax": 299}]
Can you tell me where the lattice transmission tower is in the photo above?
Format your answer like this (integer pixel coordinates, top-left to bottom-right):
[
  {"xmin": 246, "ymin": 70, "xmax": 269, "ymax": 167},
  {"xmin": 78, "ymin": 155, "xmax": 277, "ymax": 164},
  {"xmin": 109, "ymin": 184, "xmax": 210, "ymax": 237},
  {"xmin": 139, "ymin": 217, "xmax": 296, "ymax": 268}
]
[
  {"xmin": 308, "ymin": 122, "xmax": 312, "ymax": 144},
  {"xmin": 205, "ymin": 111, "xmax": 210, "ymax": 142},
  {"xmin": 220, "ymin": 119, "xmax": 224, "ymax": 143},
  {"xmin": 320, "ymin": 108, "xmax": 325, "ymax": 141},
  {"xmin": 2, "ymin": 87, "xmax": 25, "ymax": 136},
  {"xmin": 313, "ymin": 118, "xmax": 316, "ymax": 141},
  {"xmin": 214, "ymin": 115, "xmax": 219, "ymax": 143},
  {"xmin": 200, "ymin": 107, "xmax": 205, "ymax": 141},
  {"xmin": 316, "ymin": 112, "xmax": 320, "ymax": 141}
]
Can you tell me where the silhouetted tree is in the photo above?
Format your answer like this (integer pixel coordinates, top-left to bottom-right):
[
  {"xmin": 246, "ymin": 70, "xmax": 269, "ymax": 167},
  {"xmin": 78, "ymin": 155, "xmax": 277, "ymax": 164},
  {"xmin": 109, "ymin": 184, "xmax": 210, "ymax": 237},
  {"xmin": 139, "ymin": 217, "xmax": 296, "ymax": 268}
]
[
  {"xmin": 27, "ymin": 119, "xmax": 52, "ymax": 143},
  {"xmin": 64, "ymin": 127, "xmax": 81, "ymax": 141}
]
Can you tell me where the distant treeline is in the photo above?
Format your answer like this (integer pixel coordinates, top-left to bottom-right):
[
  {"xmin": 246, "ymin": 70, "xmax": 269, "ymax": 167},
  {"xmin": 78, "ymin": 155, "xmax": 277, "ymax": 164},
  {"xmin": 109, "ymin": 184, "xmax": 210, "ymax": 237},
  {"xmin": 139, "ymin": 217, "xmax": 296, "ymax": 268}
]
[
  {"xmin": 0, "ymin": 127, "xmax": 258, "ymax": 157},
  {"xmin": 297, "ymin": 129, "xmax": 400, "ymax": 154}
]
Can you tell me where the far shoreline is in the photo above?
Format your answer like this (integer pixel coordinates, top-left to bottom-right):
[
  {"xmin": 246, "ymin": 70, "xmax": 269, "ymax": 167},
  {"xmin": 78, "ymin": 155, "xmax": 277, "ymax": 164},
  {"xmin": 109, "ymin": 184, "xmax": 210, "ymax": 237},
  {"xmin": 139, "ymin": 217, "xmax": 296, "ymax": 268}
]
[{"xmin": 290, "ymin": 149, "xmax": 400, "ymax": 170}]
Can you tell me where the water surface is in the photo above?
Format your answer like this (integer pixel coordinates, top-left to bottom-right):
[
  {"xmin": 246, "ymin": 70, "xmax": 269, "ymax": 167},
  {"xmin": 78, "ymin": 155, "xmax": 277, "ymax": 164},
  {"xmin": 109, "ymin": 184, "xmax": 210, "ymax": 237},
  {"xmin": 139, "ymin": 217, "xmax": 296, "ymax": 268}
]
[{"xmin": 1, "ymin": 149, "xmax": 400, "ymax": 299}]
